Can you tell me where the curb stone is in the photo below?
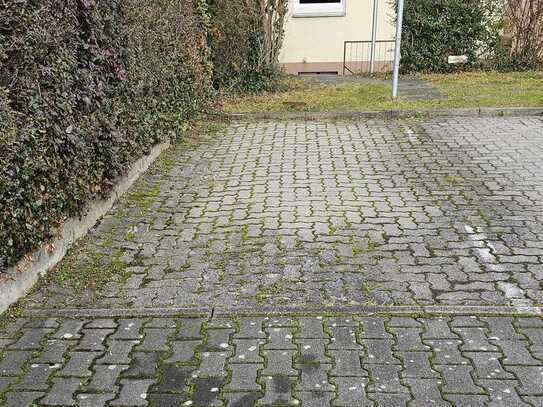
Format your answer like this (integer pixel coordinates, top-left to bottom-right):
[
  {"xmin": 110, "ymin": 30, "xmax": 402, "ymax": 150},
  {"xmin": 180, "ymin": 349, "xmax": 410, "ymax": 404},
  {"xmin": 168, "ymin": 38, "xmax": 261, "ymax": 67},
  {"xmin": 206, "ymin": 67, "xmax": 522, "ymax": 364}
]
[
  {"xmin": 0, "ymin": 141, "xmax": 171, "ymax": 314},
  {"xmin": 23, "ymin": 305, "xmax": 543, "ymax": 318},
  {"xmin": 216, "ymin": 107, "xmax": 543, "ymax": 121}
]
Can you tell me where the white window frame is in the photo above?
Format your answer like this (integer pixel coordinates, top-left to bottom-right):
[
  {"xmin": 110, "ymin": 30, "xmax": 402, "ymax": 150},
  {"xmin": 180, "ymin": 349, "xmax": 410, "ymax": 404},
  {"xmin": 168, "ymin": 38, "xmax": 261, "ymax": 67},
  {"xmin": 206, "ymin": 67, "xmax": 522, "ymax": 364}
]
[{"xmin": 292, "ymin": 0, "xmax": 346, "ymax": 18}]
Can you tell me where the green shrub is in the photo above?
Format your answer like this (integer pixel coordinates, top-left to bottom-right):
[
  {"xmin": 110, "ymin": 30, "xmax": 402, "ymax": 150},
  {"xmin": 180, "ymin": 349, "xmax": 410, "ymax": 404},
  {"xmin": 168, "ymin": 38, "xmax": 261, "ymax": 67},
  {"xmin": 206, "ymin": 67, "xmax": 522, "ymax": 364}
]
[
  {"xmin": 398, "ymin": 0, "xmax": 502, "ymax": 73},
  {"xmin": 208, "ymin": 0, "xmax": 288, "ymax": 93},
  {"xmin": 0, "ymin": 0, "xmax": 212, "ymax": 270},
  {"xmin": 500, "ymin": 0, "xmax": 543, "ymax": 70}
]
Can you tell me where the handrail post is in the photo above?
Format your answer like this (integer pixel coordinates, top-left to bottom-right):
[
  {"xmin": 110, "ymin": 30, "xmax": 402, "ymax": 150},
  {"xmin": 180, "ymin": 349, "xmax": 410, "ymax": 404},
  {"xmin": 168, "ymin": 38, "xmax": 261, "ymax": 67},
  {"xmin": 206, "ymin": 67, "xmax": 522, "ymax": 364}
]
[
  {"xmin": 370, "ymin": 0, "xmax": 379, "ymax": 74},
  {"xmin": 343, "ymin": 41, "xmax": 347, "ymax": 75},
  {"xmin": 392, "ymin": 0, "xmax": 405, "ymax": 99}
]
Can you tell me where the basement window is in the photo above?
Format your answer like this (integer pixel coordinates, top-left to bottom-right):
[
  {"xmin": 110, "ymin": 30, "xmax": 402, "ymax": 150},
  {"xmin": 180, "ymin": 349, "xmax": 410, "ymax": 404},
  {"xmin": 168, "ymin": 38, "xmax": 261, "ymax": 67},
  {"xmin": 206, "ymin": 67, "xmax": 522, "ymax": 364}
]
[{"xmin": 293, "ymin": 0, "xmax": 346, "ymax": 17}]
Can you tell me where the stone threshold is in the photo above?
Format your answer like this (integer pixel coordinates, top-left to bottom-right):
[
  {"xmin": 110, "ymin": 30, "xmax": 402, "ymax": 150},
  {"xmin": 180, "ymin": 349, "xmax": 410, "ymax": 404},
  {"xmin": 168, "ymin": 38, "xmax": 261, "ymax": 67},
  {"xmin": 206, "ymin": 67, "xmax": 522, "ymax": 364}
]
[{"xmin": 24, "ymin": 304, "xmax": 543, "ymax": 319}]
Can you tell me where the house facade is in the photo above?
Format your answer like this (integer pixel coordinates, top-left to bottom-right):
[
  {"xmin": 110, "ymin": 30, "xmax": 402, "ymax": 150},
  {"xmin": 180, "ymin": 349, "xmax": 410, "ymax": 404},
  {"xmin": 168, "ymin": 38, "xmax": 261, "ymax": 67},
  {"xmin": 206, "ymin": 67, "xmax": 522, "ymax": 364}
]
[{"xmin": 280, "ymin": 0, "xmax": 397, "ymax": 75}]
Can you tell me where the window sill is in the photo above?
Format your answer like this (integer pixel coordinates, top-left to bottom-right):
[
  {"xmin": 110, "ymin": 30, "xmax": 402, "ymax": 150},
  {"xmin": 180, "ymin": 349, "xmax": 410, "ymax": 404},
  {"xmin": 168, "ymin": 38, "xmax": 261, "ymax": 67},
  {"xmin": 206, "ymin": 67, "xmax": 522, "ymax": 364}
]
[{"xmin": 292, "ymin": 11, "xmax": 346, "ymax": 17}]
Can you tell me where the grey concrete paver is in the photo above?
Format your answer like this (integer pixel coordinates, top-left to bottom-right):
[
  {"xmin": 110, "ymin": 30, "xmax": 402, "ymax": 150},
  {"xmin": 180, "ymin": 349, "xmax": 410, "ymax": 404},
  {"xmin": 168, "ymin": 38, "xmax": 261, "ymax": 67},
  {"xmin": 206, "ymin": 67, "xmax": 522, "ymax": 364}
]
[
  {"xmin": 0, "ymin": 316, "xmax": 541, "ymax": 405},
  {"xmin": 23, "ymin": 117, "xmax": 543, "ymax": 310},
  {"xmin": 1, "ymin": 118, "xmax": 543, "ymax": 406}
]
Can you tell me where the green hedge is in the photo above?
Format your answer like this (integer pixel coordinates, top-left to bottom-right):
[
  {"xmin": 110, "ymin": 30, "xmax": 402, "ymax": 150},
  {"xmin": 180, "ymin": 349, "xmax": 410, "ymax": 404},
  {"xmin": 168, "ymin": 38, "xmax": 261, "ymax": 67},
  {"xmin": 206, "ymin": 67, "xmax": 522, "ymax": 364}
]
[
  {"xmin": 0, "ymin": 0, "xmax": 212, "ymax": 270},
  {"xmin": 399, "ymin": 0, "xmax": 502, "ymax": 73}
]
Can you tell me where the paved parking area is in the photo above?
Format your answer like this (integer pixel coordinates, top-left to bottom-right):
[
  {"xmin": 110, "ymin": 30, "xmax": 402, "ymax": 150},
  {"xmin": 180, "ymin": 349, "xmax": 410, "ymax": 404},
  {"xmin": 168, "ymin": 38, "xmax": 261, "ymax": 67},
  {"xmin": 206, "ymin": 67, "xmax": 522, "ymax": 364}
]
[
  {"xmin": 25, "ymin": 117, "xmax": 543, "ymax": 311},
  {"xmin": 2, "ymin": 117, "xmax": 543, "ymax": 406}
]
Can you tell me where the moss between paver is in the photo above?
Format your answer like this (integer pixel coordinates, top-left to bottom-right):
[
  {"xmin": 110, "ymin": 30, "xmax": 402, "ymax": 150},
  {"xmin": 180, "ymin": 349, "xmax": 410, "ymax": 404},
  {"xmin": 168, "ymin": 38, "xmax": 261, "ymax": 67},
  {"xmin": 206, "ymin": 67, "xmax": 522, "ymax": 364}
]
[
  {"xmin": 0, "ymin": 120, "xmax": 228, "ymax": 327},
  {"xmin": 220, "ymin": 71, "xmax": 543, "ymax": 113}
]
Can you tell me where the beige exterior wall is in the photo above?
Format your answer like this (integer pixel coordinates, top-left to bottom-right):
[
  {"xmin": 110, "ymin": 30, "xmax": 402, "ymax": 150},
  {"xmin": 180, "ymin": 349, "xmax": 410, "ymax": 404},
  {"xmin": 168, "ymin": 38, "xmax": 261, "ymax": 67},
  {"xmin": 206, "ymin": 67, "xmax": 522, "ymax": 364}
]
[{"xmin": 280, "ymin": 0, "xmax": 396, "ymax": 74}]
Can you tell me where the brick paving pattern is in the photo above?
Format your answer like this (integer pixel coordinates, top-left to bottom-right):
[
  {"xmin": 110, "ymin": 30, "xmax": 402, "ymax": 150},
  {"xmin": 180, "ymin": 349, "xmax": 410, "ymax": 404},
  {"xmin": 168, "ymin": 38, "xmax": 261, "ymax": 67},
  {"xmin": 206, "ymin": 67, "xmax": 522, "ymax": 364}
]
[
  {"xmin": 25, "ymin": 117, "xmax": 543, "ymax": 310},
  {"xmin": 1, "ymin": 316, "xmax": 543, "ymax": 406},
  {"xmin": 2, "ymin": 117, "xmax": 543, "ymax": 405}
]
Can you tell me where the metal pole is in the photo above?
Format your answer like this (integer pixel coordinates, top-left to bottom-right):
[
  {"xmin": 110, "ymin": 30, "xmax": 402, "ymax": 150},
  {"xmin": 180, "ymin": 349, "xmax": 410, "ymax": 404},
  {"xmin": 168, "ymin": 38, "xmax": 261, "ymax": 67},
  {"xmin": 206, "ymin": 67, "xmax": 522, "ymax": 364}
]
[
  {"xmin": 392, "ymin": 0, "xmax": 405, "ymax": 99},
  {"xmin": 370, "ymin": 0, "xmax": 379, "ymax": 74}
]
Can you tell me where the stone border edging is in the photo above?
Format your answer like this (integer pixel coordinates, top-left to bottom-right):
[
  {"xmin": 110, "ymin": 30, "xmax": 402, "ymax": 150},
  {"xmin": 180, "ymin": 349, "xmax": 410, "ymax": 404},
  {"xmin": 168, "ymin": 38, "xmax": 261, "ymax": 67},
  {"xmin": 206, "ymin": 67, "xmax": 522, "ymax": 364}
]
[
  {"xmin": 0, "ymin": 141, "xmax": 171, "ymax": 314},
  {"xmin": 217, "ymin": 107, "xmax": 543, "ymax": 121},
  {"xmin": 23, "ymin": 304, "xmax": 543, "ymax": 318}
]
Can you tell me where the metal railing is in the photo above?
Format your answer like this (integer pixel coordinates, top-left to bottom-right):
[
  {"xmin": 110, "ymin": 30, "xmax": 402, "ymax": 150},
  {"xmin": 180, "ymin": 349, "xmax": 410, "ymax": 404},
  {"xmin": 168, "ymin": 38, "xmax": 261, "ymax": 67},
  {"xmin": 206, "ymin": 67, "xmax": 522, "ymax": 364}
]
[{"xmin": 343, "ymin": 40, "xmax": 396, "ymax": 75}]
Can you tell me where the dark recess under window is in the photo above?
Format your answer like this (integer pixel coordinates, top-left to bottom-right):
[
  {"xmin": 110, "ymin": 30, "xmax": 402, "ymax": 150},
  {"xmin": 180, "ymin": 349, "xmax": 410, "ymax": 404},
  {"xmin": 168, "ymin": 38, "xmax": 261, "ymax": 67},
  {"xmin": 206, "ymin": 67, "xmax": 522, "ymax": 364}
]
[{"xmin": 300, "ymin": 0, "xmax": 341, "ymax": 3}]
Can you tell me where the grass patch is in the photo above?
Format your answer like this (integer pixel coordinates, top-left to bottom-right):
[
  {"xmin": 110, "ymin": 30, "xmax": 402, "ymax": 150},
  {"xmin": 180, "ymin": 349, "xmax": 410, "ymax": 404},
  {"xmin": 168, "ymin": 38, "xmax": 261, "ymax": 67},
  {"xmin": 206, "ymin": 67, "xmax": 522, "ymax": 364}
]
[
  {"xmin": 52, "ymin": 247, "xmax": 128, "ymax": 293},
  {"xmin": 220, "ymin": 71, "xmax": 543, "ymax": 113},
  {"xmin": 424, "ymin": 71, "xmax": 543, "ymax": 108},
  {"xmin": 126, "ymin": 182, "xmax": 162, "ymax": 215},
  {"xmin": 221, "ymin": 81, "xmax": 410, "ymax": 113},
  {"xmin": 255, "ymin": 280, "xmax": 285, "ymax": 304},
  {"xmin": 444, "ymin": 175, "xmax": 466, "ymax": 185}
]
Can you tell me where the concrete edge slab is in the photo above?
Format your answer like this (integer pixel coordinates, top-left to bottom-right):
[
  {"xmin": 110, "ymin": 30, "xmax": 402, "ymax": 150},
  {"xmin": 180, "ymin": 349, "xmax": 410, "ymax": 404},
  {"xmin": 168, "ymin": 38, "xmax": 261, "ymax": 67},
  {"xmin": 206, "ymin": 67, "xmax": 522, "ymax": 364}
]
[
  {"xmin": 216, "ymin": 107, "xmax": 543, "ymax": 121},
  {"xmin": 23, "ymin": 305, "xmax": 543, "ymax": 318},
  {"xmin": 24, "ymin": 307, "xmax": 211, "ymax": 319},
  {"xmin": 0, "ymin": 141, "xmax": 171, "ymax": 314}
]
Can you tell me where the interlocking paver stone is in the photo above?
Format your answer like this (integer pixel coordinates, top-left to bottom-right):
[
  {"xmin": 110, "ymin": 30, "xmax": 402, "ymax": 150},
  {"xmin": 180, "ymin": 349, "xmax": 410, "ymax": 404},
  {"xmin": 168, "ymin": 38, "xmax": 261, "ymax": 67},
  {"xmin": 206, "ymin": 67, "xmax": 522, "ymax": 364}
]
[
  {"xmin": 298, "ymin": 391, "xmax": 336, "ymax": 407},
  {"xmin": 445, "ymin": 395, "xmax": 488, "ymax": 407},
  {"xmin": 87, "ymin": 364, "xmax": 128, "ymax": 392},
  {"xmin": 261, "ymin": 350, "xmax": 297, "ymax": 376},
  {"xmin": 465, "ymin": 352, "xmax": 515, "ymax": 380},
  {"xmin": 110, "ymin": 379, "xmax": 155, "ymax": 406},
  {"xmin": 198, "ymin": 352, "xmax": 228, "ymax": 377},
  {"xmin": 52, "ymin": 320, "xmax": 85, "ymax": 339},
  {"xmin": 0, "ymin": 351, "xmax": 31, "ymax": 376},
  {"xmin": 425, "ymin": 340, "xmax": 468, "ymax": 365},
  {"xmin": 191, "ymin": 377, "xmax": 224, "ymax": 406},
  {"xmin": 58, "ymin": 351, "xmax": 100, "ymax": 377},
  {"xmin": 365, "ymin": 364, "xmax": 407, "ymax": 393},
  {"xmin": 329, "ymin": 326, "xmax": 362, "ymax": 350},
  {"xmin": 296, "ymin": 363, "xmax": 334, "ymax": 392},
  {"xmin": 405, "ymin": 378, "xmax": 452, "ymax": 407},
  {"xmin": 396, "ymin": 351, "xmax": 438, "ymax": 378},
  {"xmin": 330, "ymin": 350, "xmax": 367, "ymax": 377},
  {"xmin": 232, "ymin": 339, "xmax": 265, "ymax": 364},
  {"xmin": 297, "ymin": 339, "xmax": 329, "ymax": 364},
  {"xmin": 33, "ymin": 340, "xmax": 71, "ymax": 364},
  {"xmin": 0, "ymin": 316, "xmax": 541, "ymax": 406},
  {"xmin": 97, "ymin": 339, "xmax": 139, "ymax": 364},
  {"xmin": 331, "ymin": 377, "xmax": 370, "ymax": 406},
  {"xmin": 224, "ymin": 392, "xmax": 261, "ymax": 407},
  {"xmin": 137, "ymin": 328, "xmax": 174, "ymax": 351},
  {"xmin": 78, "ymin": 393, "xmax": 116, "ymax": 407},
  {"xmin": 177, "ymin": 319, "xmax": 204, "ymax": 340},
  {"xmin": 4, "ymin": 391, "xmax": 45, "ymax": 407},
  {"xmin": 14, "ymin": 363, "xmax": 59, "ymax": 391},
  {"xmin": 225, "ymin": 364, "xmax": 262, "ymax": 392},
  {"xmin": 124, "ymin": 352, "xmax": 161, "ymax": 378},
  {"xmin": 496, "ymin": 339, "xmax": 542, "ymax": 365},
  {"xmin": 364, "ymin": 339, "xmax": 398, "ymax": 364},
  {"xmin": 263, "ymin": 327, "xmax": 296, "ymax": 350},
  {"xmin": 506, "ymin": 366, "xmax": 543, "ymax": 395},
  {"xmin": 154, "ymin": 364, "xmax": 192, "ymax": 393},
  {"xmin": 477, "ymin": 379, "xmax": 530, "ymax": 406},
  {"xmin": 369, "ymin": 392, "xmax": 411, "ymax": 407},
  {"xmin": 236, "ymin": 318, "xmax": 266, "ymax": 339},
  {"xmin": 434, "ymin": 365, "xmax": 484, "ymax": 394},
  {"xmin": 8, "ymin": 329, "xmax": 52, "ymax": 350},
  {"xmin": 40, "ymin": 377, "xmax": 82, "ymax": 406},
  {"xmin": 298, "ymin": 317, "xmax": 326, "ymax": 338},
  {"xmin": 75, "ymin": 328, "xmax": 114, "ymax": 351},
  {"xmin": 258, "ymin": 376, "xmax": 297, "ymax": 406},
  {"xmin": 0, "ymin": 377, "xmax": 12, "ymax": 393}
]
